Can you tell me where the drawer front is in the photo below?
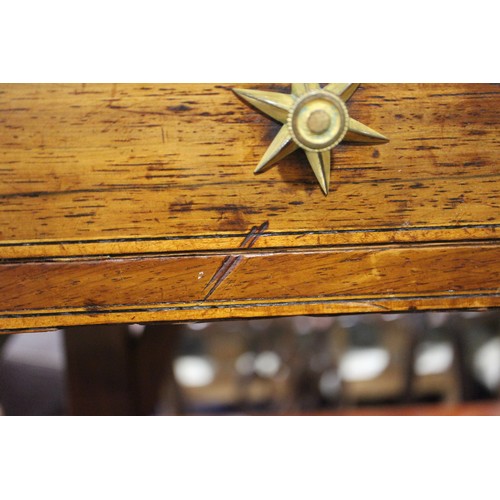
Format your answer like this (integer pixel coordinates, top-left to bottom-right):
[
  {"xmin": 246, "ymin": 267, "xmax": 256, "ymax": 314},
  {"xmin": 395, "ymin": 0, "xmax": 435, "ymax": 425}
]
[{"xmin": 0, "ymin": 84, "xmax": 498, "ymax": 331}]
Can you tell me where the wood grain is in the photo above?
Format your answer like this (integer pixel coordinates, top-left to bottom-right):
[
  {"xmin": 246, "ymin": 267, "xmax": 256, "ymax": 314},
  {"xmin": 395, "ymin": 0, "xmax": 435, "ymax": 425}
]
[
  {"xmin": 0, "ymin": 84, "xmax": 498, "ymax": 330},
  {"xmin": 0, "ymin": 242, "xmax": 498, "ymax": 331}
]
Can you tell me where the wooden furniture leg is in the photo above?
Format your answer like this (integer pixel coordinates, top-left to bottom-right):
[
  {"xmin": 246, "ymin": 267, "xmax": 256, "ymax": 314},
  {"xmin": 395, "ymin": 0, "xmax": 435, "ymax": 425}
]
[
  {"xmin": 64, "ymin": 324, "xmax": 182, "ymax": 415},
  {"xmin": 65, "ymin": 325, "xmax": 132, "ymax": 415},
  {"xmin": 129, "ymin": 324, "xmax": 183, "ymax": 416}
]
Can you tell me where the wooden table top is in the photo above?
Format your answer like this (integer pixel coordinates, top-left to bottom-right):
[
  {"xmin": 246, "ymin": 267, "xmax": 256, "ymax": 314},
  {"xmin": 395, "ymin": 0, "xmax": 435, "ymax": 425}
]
[{"xmin": 0, "ymin": 84, "xmax": 499, "ymax": 332}]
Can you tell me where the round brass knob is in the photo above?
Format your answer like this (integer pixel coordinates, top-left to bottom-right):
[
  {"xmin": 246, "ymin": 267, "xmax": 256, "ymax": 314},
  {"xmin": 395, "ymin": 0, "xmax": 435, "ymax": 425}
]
[
  {"xmin": 287, "ymin": 90, "xmax": 349, "ymax": 152},
  {"xmin": 307, "ymin": 110, "xmax": 331, "ymax": 135}
]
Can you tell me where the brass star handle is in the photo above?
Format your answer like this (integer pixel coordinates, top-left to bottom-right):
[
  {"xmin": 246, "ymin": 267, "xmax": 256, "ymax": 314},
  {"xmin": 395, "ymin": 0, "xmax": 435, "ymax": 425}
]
[{"xmin": 233, "ymin": 83, "xmax": 389, "ymax": 195}]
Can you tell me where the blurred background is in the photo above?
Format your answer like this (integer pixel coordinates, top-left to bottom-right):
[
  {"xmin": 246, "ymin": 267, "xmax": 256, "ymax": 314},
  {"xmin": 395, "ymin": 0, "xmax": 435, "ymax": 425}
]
[{"xmin": 0, "ymin": 311, "xmax": 499, "ymax": 416}]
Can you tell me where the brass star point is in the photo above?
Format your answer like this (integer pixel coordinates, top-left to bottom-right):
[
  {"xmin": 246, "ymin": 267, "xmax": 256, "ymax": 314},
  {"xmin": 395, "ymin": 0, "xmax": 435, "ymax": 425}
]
[{"xmin": 233, "ymin": 83, "xmax": 389, "ymax": 195}]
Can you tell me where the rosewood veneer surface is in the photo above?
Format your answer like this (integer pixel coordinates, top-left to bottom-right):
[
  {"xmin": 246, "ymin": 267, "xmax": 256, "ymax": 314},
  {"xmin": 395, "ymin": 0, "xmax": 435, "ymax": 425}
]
[{"xmin": 0, "ymin": 84, "xmax": 498, "ymax": 332}]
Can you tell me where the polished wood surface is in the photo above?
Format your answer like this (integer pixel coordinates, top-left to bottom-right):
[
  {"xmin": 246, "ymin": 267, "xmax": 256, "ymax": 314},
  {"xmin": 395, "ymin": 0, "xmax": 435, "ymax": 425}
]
[
  {"xmin": 0, "ymin": 84, "xmax": 498, "ymax": 331},
  {"xmin": 1, "ymin": 243, "xmax": 498, "ymax": 331}
]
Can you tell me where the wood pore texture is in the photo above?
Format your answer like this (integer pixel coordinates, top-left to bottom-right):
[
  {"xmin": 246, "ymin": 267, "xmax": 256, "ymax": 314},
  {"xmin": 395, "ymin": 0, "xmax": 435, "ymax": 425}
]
[{"xmin": 0, "ymin": 83, "xmax": 499, "ymax": 332}]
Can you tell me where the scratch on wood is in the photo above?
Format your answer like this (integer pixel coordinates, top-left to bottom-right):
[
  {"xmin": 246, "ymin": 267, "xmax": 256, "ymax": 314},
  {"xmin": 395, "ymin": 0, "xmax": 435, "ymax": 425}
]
[
  {"xmin": 239, "ymin": 221, "xmax": 269, "ymax": 249},
  {"xmin": 203, "ymin": 221, "xmax": 269, "ymax": 300}
]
